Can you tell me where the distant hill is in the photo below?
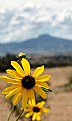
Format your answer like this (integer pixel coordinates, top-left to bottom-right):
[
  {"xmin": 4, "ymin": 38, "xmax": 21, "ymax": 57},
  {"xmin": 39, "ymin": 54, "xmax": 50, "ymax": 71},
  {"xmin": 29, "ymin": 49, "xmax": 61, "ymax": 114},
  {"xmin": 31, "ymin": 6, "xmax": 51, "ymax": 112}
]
[{"xmin": 0, "ymin": 34, "xmax": 72, "ymax": 55}]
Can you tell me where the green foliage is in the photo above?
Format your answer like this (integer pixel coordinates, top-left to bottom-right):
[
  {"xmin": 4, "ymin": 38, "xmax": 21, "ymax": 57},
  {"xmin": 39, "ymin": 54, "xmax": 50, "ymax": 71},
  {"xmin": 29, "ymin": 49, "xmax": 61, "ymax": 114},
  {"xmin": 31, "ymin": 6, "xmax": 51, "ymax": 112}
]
[{"xmin": 0, "ymin": 53, "xmax": 17, "ymax": 72}]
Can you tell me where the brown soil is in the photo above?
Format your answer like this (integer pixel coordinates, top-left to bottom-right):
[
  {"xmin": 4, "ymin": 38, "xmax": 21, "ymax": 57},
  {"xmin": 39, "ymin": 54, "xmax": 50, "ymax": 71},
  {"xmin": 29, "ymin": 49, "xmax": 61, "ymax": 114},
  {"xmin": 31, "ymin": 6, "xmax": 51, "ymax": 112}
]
[{"xmin": 0, "ymin": 66, "xmax": 72, "ymax": 121}]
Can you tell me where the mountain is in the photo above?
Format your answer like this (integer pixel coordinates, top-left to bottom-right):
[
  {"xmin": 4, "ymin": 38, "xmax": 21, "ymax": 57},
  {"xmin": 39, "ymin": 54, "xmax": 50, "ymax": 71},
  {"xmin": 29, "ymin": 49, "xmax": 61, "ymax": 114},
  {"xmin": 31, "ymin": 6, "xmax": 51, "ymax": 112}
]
[{"xmin": 0, "ymin": 34, "xmax": 72, "ymax": 55}]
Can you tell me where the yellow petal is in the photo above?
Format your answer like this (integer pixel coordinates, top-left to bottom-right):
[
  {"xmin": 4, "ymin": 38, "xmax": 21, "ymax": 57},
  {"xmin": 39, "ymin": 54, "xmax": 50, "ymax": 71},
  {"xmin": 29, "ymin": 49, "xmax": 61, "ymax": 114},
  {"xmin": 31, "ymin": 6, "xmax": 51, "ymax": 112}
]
[
  {"xmin": 28, "ymin": 99, "xmax": 32, "ymax": 106},
  {"xmin": 32, "ymin": 66, "xmax": 44, "ymax": 77},
  {"xmin": 36, "ymin": 82, "xmax": 50, "ymax": 89},
  {"xmin": 11, "ymin": 61, "xmax": 24, "ymax": 77},
  {"xmin": 25, "ymin": 111, "xmax": 33, "ymax": 118},
  {"xmin": 36, "ymin": 74, "xmax": 51, "ymax": 82},
  {"xmin": 32, "ymin": 113, "xmax": 37, "ymax": 121},
  {"xmin": 21, "ymin": 58, "xmax": 30, "ymax": 75},
  {"xmin": 31, "ymin": 99, "xmax": 36, "ymax": 106},
  {"xmin": 2, "ymin": 85, "xmax": 20, "ymax": 94},
  {"xmin": 27, "ymin": 89, "xmax": 35, "ymax": 101},
  {"xmin": 34, "ymin": 86, "xmax": 47, "ymax": 99},
  {"xmin": 22, "ymin": 90, "xmax": 28, "ymax": 109},
  {"xmin": 12, "ymin": 90, "xmax": 23, "ymax": 106},
  {"xmin": 36, "ymin": 114, "xmax": 41, "ymax": 121},
  {"xmin": 28, "ymin": 99, "xmax": 36, "ymax": 107},
  {"xmin": 36, "ymin": 101, "xmax": 45, "ymax": 107},
  {"xmin": 1, "ymin": 76, "xmax": 21, "ymax": 84},
  {"xmin": 43, "ymin": 108, "xmax": 50, "ymax": 113},
  {"xmin": 24, "ymin": 108, "xmax": 32, "ymax": 112},
  {"xmin": 6, "ymin": 69, "xmax": 23, "ymax": 78},
  {"xmin": 5, "ymin": 87, "xmax": 21, "ymax": 99}
]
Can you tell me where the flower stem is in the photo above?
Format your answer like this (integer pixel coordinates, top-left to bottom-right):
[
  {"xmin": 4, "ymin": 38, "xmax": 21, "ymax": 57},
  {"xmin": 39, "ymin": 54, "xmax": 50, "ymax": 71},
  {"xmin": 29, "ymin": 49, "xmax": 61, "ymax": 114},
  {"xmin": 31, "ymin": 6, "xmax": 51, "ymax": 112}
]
[
  {"xmin": 7, "ymin": 106, "xmax": 15, "ymax": 121},
  {"xmin": 16, "ymin": 109, "xmax": 24, "ymax": 121}
]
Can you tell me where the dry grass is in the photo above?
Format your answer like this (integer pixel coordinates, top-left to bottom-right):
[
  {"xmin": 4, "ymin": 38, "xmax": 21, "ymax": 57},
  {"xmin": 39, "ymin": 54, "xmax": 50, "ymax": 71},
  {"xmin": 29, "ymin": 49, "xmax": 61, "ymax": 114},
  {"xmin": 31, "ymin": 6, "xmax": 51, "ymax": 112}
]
[{"xmin": 0, "ymin": 66, "xmax": 72, "ymax": 121}]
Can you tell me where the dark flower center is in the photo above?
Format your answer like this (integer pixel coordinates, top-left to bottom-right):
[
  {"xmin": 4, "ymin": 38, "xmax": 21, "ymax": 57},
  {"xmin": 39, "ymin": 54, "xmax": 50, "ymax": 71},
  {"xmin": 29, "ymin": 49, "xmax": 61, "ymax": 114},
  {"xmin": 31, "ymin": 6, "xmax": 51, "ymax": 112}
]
[
  {"xmin": 21, "ymin": 75, "xmax": 35, "ymax": 89},
  {"xmin": 33, "ymin": 107, "xmax": 40, "ymax": 112}
]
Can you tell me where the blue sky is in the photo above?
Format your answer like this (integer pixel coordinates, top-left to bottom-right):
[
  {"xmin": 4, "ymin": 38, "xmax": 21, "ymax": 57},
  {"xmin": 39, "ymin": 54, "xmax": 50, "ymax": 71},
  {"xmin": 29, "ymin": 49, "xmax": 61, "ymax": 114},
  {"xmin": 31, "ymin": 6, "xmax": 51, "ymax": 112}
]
[{"xmin": 0, "ymin": 0, "xmax": 72, "ymax": 43}]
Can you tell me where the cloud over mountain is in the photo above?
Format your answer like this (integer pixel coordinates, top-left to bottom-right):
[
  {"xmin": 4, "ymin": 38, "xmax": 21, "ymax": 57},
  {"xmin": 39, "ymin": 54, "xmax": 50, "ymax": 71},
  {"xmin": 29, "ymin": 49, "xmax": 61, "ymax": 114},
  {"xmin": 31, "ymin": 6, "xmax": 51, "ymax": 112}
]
[{"xmin": 0, "ymin": 0, "xmax": 72, "ymax": 43}]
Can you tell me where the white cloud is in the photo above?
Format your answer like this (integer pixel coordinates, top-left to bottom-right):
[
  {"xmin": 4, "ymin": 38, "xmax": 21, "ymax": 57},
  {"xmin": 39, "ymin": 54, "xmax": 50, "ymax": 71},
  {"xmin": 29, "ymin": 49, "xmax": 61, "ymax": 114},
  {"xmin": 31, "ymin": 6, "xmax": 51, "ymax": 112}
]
[{"xmin": 0, "ymin": 0, "xmax": 72, "ymax": 43}]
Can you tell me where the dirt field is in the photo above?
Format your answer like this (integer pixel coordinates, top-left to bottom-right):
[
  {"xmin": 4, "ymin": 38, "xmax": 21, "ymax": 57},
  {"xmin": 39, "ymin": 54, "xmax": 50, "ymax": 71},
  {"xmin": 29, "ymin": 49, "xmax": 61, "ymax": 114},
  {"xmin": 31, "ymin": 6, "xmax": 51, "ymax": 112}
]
[{"xmin": 0, "ymin": 66, "xmax": 72, "ymax": 121}]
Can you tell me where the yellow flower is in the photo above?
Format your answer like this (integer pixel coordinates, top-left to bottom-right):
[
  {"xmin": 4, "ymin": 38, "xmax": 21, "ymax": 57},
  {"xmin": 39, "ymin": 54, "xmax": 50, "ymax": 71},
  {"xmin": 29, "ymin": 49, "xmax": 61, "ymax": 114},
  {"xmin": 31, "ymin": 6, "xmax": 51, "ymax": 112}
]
[
  {"xmin": 17, "ymin": 52, "xmax": 26, "ymax": 60},
  {"xmin": 1, "ymin": 58, "xmax": 51, "ymax": 108},
  {"xmin": 18, "ymin": 52, "xmax": 26, "ymax": 58},
  {"xmin": 25, "ymin": 99, "xmax": 50, "ymax": 121},
  {"xmin": 18, "ymin": 52, "xmax": 26, "ymax": 57}
]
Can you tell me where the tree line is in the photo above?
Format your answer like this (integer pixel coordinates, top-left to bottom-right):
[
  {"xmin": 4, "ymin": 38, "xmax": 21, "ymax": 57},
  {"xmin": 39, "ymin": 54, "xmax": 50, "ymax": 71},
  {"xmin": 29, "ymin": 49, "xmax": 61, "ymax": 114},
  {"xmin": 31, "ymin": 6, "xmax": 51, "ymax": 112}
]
[{"xmin": 0, "ymin": 53, "xmax": 72, "ymax": 72}]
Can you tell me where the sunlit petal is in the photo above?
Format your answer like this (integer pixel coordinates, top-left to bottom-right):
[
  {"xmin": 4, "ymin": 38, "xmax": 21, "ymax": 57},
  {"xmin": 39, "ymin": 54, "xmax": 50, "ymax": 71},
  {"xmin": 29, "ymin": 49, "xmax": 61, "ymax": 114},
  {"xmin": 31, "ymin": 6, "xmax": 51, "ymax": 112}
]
[
  {"xmin": 32, "ymin": 66, "xmax": 44, "ymax": 77},
  {"xmin": 36, "ymin": 114, "xmax": 41, "ymax": 120},
  {"xmin": 34, "ymin": 86, "xmax": 47, "ymax": 99},
  {"xmin": 25, "ymin": 111, "xmax": 33, "ymax": 118},
  {"xmin": 5, "ymin": 87, "xmax": 21, "ymax": 99},
  {"xmin": 36, "ymin": 101, "xmax": 45, "ymax": 107},
  {"xmin": 6, "ymin": 69, "xmax": 23, "ymax": 78},
  {"xmin": 32, "ymin": 113, "xmax": 37, "ymax": 121},
  {"xmin": 12, "ymin": 90, "xmax": 23, "ymax": 106},
  {"xmin": 43, "ymin": 108, "xmax": 50, "ymax": 113},
  {"xmin": 28, "ymin": 99, "xmax": 32, "ymax": 106},
  {"xmin": 24, "ymin": 108, "xmax": 32, "ymax": 112},
  {"xmin": 27, "ymin": 89, "xmax": 35, "ymax": 101},
  {"xmin": 11, "ymin": 61, "xmax": 24, "ymax": 77},
  {"xmin": 36, "ymin": 74, "xmax": 51, "ymax": 82},
  {"xmin": 28, "ymin": 99, "xmax": 36, "ymax": 107},
  {"xmin": 31, "ymin": 99, "xmax": 36, "ymax": 107},
  {"xmin": 22, "ymin": 90, "xmax": 28, "ymax": 109},
  {"xmin": 1, "ymin": 76, "xmax": 21, "ymax": 84},
  {"xmin": 36, "ymin": 82, "xmax": 50, "ymax": 89},
  {"xmin": 21, "ymin": 58, "xmax": 30, "ymax": 75},
  {"xmin": 2, "ymin": 85, "xmax": 20, "ymax": 94}
]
